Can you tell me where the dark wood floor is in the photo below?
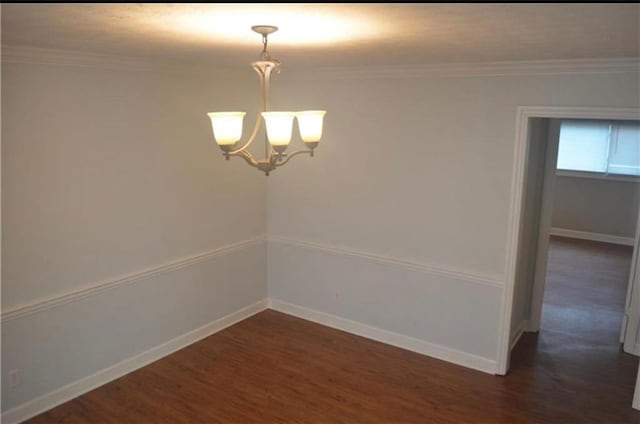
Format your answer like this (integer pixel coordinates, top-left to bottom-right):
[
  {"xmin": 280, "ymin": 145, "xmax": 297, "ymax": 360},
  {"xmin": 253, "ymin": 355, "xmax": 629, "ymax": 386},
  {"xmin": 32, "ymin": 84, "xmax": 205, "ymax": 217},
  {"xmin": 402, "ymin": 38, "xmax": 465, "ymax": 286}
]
[
  {"xmin": 542, "ymin": 236, "xmax": 631, "ymax": 345},
  {"xmin": 29, "ymin": 237, "xmax": 640, "ymax": 423}
]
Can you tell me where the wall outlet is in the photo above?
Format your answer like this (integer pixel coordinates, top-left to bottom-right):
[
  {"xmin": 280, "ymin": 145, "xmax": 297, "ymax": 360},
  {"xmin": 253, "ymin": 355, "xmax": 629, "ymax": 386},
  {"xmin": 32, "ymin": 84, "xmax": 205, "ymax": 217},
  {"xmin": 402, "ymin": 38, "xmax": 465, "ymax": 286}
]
[{"xmin": 8, "ymin": 369, "xmax": 21, "ymax": 388}]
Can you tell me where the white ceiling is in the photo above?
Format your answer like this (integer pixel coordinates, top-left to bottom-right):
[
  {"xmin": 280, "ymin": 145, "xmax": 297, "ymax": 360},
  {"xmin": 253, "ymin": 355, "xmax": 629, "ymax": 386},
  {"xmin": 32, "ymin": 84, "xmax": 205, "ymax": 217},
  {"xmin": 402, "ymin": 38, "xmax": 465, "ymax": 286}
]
[{"xmin": 2, "ymin": 3, "xmax": 639, "ymax": 68}]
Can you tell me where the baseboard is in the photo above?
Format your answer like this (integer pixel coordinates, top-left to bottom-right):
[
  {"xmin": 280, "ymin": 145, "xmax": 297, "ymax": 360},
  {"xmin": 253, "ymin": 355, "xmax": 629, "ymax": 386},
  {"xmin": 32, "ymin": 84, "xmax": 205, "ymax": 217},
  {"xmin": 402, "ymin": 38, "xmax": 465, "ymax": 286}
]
[
  {"xmin": 634, "ymin": 370, "xmax": 640, "ymax": 411},
  {"xmin": 1, "ymin": 298, "xmax": 269, "ymax": 424},
  {"xmin": 550, "ymin": 228, "xmax": 634, "ymax": 246},
  {"xmin": 525, "ymin": 320, "xmax": 540, "ymax": 333},
  {"xmin": 268, "ymin": 298, "xmax": 496, "ymax": 375},
  {"xmin": 635, "ymin": 353, "xmax": 640, "ymax": 411},
  {"xmin": 510, "ymin": 320, "xmax": 530, "ymax": 351}
]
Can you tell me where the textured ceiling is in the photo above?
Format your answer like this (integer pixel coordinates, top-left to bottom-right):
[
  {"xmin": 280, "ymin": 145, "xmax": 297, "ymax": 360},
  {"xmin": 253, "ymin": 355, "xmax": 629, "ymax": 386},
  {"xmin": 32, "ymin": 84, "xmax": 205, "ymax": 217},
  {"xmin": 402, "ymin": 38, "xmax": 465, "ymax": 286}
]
[{"xmin": 2, "ymin": 3, "xmax": 639, "ymax": 68}]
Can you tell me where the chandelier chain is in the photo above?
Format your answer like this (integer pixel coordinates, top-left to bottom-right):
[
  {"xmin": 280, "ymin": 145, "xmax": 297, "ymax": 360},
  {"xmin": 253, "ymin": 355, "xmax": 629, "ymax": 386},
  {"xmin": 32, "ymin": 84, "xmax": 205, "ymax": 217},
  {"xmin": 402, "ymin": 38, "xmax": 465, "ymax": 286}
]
[{"xmin": 259, "ymin": 33, "xmax": 281, "ymax": 67}]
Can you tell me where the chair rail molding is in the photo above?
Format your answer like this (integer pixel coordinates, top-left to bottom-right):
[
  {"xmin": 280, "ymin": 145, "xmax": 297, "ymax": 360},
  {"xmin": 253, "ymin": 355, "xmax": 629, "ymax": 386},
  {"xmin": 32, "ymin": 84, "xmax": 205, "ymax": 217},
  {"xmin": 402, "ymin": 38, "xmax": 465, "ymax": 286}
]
[
  {"xmin": 268, "ymin": 236, "xmax": 504, "ymax": 288},
  {"xmin": 2, "ymin": 235, "xmax": 267, "ymax": 322}
]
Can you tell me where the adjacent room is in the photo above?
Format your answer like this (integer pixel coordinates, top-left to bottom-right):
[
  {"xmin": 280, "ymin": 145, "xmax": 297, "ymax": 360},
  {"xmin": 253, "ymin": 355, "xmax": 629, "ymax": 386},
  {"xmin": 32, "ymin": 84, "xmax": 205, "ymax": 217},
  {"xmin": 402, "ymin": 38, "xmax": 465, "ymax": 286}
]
[
  {"xmin": 2, "ymin": 4, "xmax": 640, "ymax": 423},
  {"xmin": 509, "ymin": 117, "xmax": 640, "ymax": 422}
]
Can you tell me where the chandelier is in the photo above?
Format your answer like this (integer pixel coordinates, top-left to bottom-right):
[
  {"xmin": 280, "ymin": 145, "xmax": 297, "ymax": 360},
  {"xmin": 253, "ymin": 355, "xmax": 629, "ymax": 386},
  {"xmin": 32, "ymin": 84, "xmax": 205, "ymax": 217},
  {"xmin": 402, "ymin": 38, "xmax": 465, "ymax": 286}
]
[{"xmin": 207, "ymin": 25, "xmax": 327, "ymax": 175}]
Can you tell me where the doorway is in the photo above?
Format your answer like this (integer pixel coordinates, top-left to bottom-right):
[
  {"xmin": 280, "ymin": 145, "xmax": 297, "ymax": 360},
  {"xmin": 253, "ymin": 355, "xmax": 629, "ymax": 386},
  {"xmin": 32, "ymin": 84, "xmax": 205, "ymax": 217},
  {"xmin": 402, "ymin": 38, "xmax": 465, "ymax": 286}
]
[
  {"xmin": 525, "ymin": 118, "xmax": 640, "ymax": 348},
  {"xmin": 497, "ymin": 107, "xmax": 640, "ymax": 410}
]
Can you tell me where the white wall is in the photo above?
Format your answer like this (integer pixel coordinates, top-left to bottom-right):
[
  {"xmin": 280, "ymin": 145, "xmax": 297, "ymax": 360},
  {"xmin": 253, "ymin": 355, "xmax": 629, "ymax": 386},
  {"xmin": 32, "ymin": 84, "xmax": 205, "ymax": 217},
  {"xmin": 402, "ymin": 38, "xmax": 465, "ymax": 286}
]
[
  {"xmin": 267, "ymin": 69, "xmax": 640, "ymax": 368},
  {"xmin": 1, "ymin": 60, "xmax": 267, "ymax": 416},
  {"xmin": 3, "ymin": 56, "xmax": 639, "ymax": 418},
  {"xmin": 552, "ymin": 176, "xmax": 639, "ymax": 238}
]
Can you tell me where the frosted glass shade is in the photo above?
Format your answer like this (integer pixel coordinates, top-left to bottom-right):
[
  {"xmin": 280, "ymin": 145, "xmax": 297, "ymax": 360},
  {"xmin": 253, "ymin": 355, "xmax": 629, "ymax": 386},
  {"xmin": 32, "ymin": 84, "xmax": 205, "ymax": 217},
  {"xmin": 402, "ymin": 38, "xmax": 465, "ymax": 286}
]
[
  {"xmin": 261, "ymin": 112, "xmax": 295, "ymax": 146},
  {"xmin": 296, "ymin": 110, "xmax": 326, "ymax": 142},
  {"xmin": 207, "ymin": 112, "xmax": 246, "ymax": 146}
]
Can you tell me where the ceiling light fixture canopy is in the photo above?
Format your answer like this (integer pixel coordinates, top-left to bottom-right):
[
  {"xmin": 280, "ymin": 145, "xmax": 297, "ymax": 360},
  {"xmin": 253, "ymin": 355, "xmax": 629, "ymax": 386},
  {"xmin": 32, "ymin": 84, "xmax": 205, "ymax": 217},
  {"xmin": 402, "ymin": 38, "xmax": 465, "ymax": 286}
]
[{"xmin": 207, "ymin": 25, "xmax": 326, "ymax": 175}]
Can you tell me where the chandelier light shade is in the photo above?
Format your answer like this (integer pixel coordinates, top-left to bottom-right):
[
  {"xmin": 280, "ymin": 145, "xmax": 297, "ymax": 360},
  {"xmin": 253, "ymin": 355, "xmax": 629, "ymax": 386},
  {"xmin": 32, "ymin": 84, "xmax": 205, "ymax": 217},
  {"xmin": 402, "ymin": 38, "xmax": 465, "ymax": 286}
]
[
  {"xmin": 207, "ymin": 112, "xmax": 246, "ymax": 150},
  {"xmin": 296, "ymin": 110, "xmax": 327, "ymax": 144},
  {"xmin": 207, "ymin": 25, "xmax": 327, "ymax": 175},
  {"xmin": 261, "ymin": 111, "xmax": 295, "ymax": 152}
]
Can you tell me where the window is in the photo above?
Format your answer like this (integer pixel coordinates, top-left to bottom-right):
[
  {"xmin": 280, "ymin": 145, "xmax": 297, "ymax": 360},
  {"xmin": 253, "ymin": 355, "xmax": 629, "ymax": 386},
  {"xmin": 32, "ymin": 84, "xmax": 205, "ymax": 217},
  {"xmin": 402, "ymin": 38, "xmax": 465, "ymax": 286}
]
[{"xmin": 556, "ymin": 120, "xmax": 640, "ymax": 177}]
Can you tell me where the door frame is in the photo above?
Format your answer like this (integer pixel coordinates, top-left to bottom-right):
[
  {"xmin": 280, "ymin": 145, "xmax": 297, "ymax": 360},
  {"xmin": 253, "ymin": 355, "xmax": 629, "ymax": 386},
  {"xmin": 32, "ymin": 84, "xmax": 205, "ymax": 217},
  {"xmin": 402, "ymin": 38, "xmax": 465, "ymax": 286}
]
[
  {"xmin": 623, "ymin": 211, "xmax": 640, "ymax": 355},
  {"xmin": 496, "ymin": 106, "xmax": 640, "ymax": 375},
  {"xmin": 634, "ymin": 365, "xmax": 640, "ymax": 410},
  {"xmin": 526, "ymin": 119, "xmax": 561, "ymax": 333}
]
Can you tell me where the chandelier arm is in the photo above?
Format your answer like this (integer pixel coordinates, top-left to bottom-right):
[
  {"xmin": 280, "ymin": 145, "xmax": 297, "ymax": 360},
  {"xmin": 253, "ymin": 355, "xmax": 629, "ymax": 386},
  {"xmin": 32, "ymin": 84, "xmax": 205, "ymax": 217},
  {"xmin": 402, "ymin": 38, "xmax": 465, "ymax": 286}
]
[
  {"xmin": 274, "ymin": 149, "xmax": 313, "ymax": 168},
  {"xmin": 227, "ymin": 61, "xmax": 275, "ymax": 157},
  {"xmin": 259, "ymin": 63, "xmax": 274, "ymax": 160},
  {"xmin": 227, "ymin": 115, "xmax": 261, "ymax": 155},
  {"xmin": 262, "ymin": 66, "xmax": 269, "ymax": 159},
  {"xmin": 228, "ymin": 149, "xmax": 260, "ymax": 168}
]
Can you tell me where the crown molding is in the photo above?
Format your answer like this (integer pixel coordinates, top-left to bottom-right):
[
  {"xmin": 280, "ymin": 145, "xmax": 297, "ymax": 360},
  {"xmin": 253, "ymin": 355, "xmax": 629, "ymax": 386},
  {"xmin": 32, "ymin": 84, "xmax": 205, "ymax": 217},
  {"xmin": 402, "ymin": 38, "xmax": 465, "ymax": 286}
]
[
  {"xmin": 0, "ymin": 45, "xmax": 244, "ymax": 78},
  {"xmin": 285, "ymin": 57, "xmax": 640, "ymax": 80},
  {"xmin": 2, "ymin": 46, "xmax": 638, "ymax": 80}
]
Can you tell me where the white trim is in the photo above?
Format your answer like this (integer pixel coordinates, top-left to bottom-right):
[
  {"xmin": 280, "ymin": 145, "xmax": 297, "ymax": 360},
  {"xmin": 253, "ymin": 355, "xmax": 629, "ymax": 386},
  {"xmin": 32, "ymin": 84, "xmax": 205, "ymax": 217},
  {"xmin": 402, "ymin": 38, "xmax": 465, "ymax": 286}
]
[
  {"xmin": 550, "ymin": 228, "xmax": 635, "ymax": 246},
  {"xmin": 556, "ymin": 170, "xmax": 640, "ymax": 183},
  {"xmin": 285, "ymin": 58, "xmax": 640, "ymax": 80},
  {"xmin": 1, "ymin": 236, "xmax": 266, "ymax": 322},
  {"xmin": 524, "ymin": 321, "xmax": 539, "ymax": 333},
  {"xmin": 529, "ymin": 120, "xmax": 561, "ymax": 333},
  {"xmin": 0, "ymin": 45, "xmax": 241, "ymax": 77},
  {"xmin": 3, "ymin": 46, "xmax": 637, "ymax": 79},
  {"xmin": 1, "ymin": 298, "xmax": 269, "ymax": 424},
  {"xmin": 496, "ymin": 106, "xmax": 529, "ymax": 376},
  {"xmin": 513, "ymin": 107, "xmax": 640, "ymax": 121},
  {"xmin": 268, "ymin": 298, "xmax": 496, "ymax": 375},
  {"xmin": 268, "ymin": 236, "xmax": 503, "ymax": 288},
  {"xmin": 510, "ymin": 320, "xmax": 530, "ymax": 351},
  {"xmin": 498, "ymin": 106, "xmax": 640, "ymax": 376},
  {"xmin": 634, "ymin": 365, "xmax": 640, "ymax": 411},
  {"xmin": 623, "ymin": 210, "xmax": 640, "ymax": 355}
]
